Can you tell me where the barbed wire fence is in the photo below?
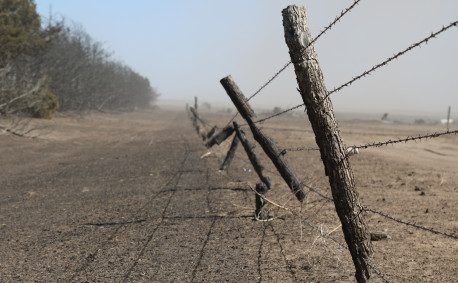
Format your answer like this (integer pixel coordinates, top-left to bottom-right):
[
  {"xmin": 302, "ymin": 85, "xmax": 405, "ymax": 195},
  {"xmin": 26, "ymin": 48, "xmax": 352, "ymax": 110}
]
[
  {"xmin": 223, "ymin": 0, "xmax": 362, "ymax": 129},
  {"xmin": 187, "ymin": 2, "xmax": 457, "ymax": 282}
]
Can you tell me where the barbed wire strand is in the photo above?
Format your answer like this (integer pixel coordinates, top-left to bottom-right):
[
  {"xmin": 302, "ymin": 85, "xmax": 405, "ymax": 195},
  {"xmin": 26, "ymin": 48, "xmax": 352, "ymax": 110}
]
[
  {"xmin": 252, "ymin": 104, "xmax": 305, "ymax": 125},
  {"xmin": 353, "ymin": 130, "xmax": 458, "ymax": 149},
  {"xmin": 364, "ymin": 206, "xmax": 458, "ymax": 240},
  {"xmin": 306, "ymin": 186, "xmax": 333, "ymax": 202},
  {"xmin": 250, "ymin": 19, "xmax": 458, "ymax": 125},
  {"xmin": 283, "ymin": 129, "xmax": 458, "ymax": 153},
  {"xmin": 321, "ymin": 19, "xmax": 458, "ymax": 102},
  {"xmin": 223, "ymin": 0, "xmax": 362, "ymax": 128}
]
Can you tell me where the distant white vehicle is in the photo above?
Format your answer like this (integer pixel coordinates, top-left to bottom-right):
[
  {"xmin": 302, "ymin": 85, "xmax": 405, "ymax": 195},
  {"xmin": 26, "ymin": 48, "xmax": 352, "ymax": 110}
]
[{"xmin": 440, "ymin": 119, "xmax": 454, "ymax": 124}]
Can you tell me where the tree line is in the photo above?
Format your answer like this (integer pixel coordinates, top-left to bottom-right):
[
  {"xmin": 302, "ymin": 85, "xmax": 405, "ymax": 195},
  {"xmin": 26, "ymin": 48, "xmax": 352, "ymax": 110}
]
[{"xmin": 0, "ymin": 0, "xmax": 158, "ymax": 119}]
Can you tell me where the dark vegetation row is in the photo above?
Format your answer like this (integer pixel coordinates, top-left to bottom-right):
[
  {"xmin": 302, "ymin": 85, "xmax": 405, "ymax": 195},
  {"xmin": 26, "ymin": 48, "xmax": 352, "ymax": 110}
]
[{"xmin": 0, "ymin": 0, "xmax": 158, "ymax": 119}]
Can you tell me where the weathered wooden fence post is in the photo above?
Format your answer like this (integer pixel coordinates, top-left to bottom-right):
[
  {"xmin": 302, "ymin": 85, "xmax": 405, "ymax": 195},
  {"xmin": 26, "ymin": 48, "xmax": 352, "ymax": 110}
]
[
  {"xmin": 221, "ymin": 76, "xmax": 306, "ymax": 201},
  {"xmin": 447, "ymin": 106, "xmax": 451, "ymax": 131},
  {"xmin": 220, "ymin": 135, "xmax": 239, "ymax": 171},
  {"xmin": 282, "ymin": 5, "xmax": 373, "ymax": 282}
]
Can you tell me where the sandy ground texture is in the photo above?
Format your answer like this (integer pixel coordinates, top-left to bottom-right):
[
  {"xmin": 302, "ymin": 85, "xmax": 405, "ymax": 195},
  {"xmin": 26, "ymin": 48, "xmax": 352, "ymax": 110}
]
[{"xmin": 0, "ymin": 109, "xmax": 457, "ymax": 282}]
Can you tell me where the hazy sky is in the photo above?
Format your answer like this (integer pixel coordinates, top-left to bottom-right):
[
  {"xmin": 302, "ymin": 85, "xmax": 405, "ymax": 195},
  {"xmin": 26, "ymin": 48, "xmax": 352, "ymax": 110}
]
[{"xmin": 34, "ymin": 0, "xmax": 457, "ymax": 116}]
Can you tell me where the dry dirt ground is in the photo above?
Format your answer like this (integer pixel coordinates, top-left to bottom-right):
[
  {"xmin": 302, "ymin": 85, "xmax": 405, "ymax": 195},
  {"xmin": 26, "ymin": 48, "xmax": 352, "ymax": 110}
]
[{"xmin": 0, "ymin": 109, "xmax": 457, "ymax": 282}]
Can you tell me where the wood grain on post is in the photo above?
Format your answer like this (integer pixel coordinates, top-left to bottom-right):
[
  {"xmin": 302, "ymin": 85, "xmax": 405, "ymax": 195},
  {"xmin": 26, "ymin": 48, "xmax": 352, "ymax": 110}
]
[
  {"xmin": 233, "ymin": 122, "xmax": 271, "ymax": 189},
  {"xmin": 282, "ymin": 5, "xmax": 373, "ymax": 282},
  {"xmin": 220, "ymin": 135, "xmax": 239, "ymax": 171},
  {"xmin": 221, "ymin": 76, "xmax": 306, "ymax": 201}
]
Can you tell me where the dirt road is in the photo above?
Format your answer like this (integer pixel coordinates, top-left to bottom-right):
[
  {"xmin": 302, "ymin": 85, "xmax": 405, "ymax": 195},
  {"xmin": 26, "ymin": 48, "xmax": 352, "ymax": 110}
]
[{"xmin": 1, "ymin": 110, "xmax": 457, "ymax": 282}]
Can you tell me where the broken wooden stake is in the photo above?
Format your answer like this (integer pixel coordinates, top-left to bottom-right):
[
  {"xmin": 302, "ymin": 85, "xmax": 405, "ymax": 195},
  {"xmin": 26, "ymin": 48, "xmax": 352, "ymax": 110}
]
[
  {"xmin": 283, "ymin": 5, "xmax": 373, "ymax": 282},
  {"xmin": 221, "ymin": 76, "xmax": 306, "ymax": 201},
  {"xmin": 205, "ymin": 125, "xmax": 234, "ymax": 148},
  {"xmin": 220, "ymin": 135, "xmax": 239, "ymax": 171}
]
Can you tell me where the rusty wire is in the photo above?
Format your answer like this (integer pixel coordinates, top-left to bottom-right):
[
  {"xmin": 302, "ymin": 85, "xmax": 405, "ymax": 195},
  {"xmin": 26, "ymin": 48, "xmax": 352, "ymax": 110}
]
[
  {"xmin": 283, "ymin": 129, "xmax": 458, "ymax": 153},
  {"xmin": 223, "ymin": 0, "xmax": 362, "ymax": 128},
  {"xmin": 250, "ymin": 19, "xmax": 458, "ymax": 125},
  {"xmin": 364, "ymin": 206, "xmax": 458, "ymax": 240}
]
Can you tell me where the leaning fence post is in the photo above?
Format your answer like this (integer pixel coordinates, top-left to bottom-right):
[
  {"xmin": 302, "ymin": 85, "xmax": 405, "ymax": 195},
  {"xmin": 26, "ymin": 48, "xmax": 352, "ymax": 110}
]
[
  {"xmin": 220, "ymin": 135, "xmax": 239, "ymax": 171},
  {"xmin": 205, "ymin": 125, "xmax": 234, "ymax": 148},
  {"xmin": 221, "ymin": 76, "xmax": 306, "ymax": 201},
  {"xmin": 282, "ymin": 5, "xmax": 373, "ymax": 282}
]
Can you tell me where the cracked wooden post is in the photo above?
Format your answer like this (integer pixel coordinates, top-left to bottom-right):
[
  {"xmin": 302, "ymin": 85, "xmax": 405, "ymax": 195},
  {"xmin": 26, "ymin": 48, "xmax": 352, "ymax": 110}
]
[
  {"xmin": 221, "ymin": 76, "xmax": 306, "ymax": 201},
  {"xmin": 282, "ymin": 5, "xmax": 373, "ymax": 282},
  {"xmin": 220, "ymin": 135, "xmax": 239, "ymax": 171}
]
